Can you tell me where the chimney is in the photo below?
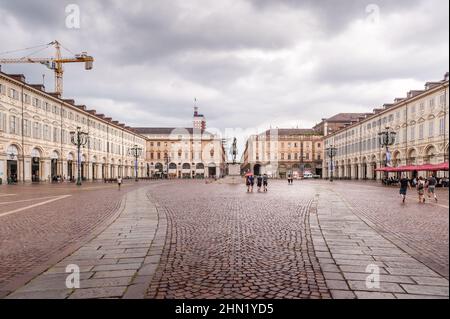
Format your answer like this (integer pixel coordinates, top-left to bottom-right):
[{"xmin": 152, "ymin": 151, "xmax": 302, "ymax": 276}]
[
  {"xmin": 30, "ymin": 84, "xmax": 45, "ymax": 91},
  {"xmin": 9, "ymin": 74, "xmax": 26, "ymax": 82},
  {"xmin": 48, "ymin": 92, "xmax": 61, "ymax": 99},
  {"xmin": 63, "ymin": 99, "xmax": 75, "ymax": 105}
]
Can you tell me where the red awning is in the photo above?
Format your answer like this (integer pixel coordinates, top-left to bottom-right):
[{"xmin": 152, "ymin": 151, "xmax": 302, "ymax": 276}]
[{"xmin": 375, "ymin": 162, "xmax": 449, "ymax": 172}]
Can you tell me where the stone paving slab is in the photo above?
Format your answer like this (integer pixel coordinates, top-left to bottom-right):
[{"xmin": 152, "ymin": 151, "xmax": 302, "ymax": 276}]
[
  {"xmin": 5, "ymin": 186, "xmax": 161, "ymax": 299},
  {"xmin": 310, "ymin": 187, "xmax": 449, "ymax": 299}
]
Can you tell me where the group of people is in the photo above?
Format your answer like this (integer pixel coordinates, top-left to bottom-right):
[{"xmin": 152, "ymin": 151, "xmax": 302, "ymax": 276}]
[
  {"xmin": 245, "ymin": 174, "xmax": 269, "ymax": 193},
  {"xmin": 399, "ymin": 174, "xmax": 439, "ymax": 203}
]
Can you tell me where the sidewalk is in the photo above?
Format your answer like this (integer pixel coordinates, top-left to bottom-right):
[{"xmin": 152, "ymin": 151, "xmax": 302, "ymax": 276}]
[
  {"xmin": 310, "ymin": 186, "xmax": 449, "ymax": 299},
  {"xmin": 5, "ymin": 186, "xmax": 166, "ymax": 299}
]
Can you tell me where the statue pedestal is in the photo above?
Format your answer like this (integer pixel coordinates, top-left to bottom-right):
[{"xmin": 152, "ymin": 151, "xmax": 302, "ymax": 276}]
[
  {"xmin": 218, "ymin": 163, "xmax": 242, "ymax": 184},
  {"xmin": 228, "ymin": 164, "xmax": 241, "ymax": 176}
]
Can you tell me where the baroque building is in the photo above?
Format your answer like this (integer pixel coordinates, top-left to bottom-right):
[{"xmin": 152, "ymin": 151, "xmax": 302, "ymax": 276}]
[
  {"xmin": 0, "ymin": 71, "xmax": 146, "ymax": 183},
  {"xmin": 323, "ymin": 73, "xmax": 449, "ymax": 180},
  {"xmin": 134, "ymin": 108, "xmax": 226, "ymax": 178},
  {"xmin": 241, "ymin": 128, "xmax": 324, "ymax": 178}
]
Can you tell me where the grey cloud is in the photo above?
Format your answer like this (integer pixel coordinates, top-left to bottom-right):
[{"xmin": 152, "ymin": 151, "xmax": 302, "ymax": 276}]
[{"xmin": 0, "ymin": 0, "xmax": 448, "ymax": 152}]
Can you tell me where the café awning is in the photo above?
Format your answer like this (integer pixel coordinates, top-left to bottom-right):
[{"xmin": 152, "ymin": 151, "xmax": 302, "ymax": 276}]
[{"xmin": 375, "ymin": 162, "xmax": 449, "ymax": 172}]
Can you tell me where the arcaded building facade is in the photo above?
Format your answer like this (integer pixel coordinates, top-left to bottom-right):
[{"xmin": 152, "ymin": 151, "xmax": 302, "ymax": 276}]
[
  {"xmin": 134, "ymin": 109, "xmax": 226, "ymax": 178},
  {"xmin": 323, "ymin": 74, "xmax": 449, "ymax": 180},
  {"xmin": 241, "ymin": 128, "xmax": 324, "ymax": 178},
  {"xmin": 0, "ymin": 71, "xmax": 146, "ymax": 183}
]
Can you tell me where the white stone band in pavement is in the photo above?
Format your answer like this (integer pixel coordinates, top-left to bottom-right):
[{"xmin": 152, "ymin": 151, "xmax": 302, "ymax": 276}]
[
  {"xmin": 310, "ymin": 186, "xmax": 449, "ymax": 299},
  {"xmin": 6, "ymin": 186, "xmax": 162, "ymax": 299}
]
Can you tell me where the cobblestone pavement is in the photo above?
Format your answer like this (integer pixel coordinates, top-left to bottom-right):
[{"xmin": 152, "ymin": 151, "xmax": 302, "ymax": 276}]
[
  {"xmin": 145, "ymin": 180, "xmax": 447, "ymax": 299},
  {"xmin": 0, "ymin": 180, "xmax": 149, "ymax": 296},
  {"xmin": 3, "ymin": 179, "xmax": 448, "ymax": 299},
  {"xmin": 5, "ymin": 186, "xmax": 161, "ymax": 299},
  {"xmin": 145, "ymin": 181, "xmax": 331, "ymax": 299},
  {"xmin": 311, "ymin": 185, "xmax": 448, "ymax": 299},
  {"xmin": 325, "ymin": 181, "xmax": 449, "ymax": 279}
]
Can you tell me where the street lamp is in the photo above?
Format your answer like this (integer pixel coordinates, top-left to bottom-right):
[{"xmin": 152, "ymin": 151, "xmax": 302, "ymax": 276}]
[
  {"xmin": 378, "ymin": 127, "xmax": 396, "ymax": 181},
  {"xmin": 164, "ymin": 154, "xmax": 171, "ymax": 179},
  {"xmin": 70, "ymin": 127, "xmax": 89, "ymax": 186},
  {"xmin": 326, "ymin": 145, "xmax": 337, "ymax": 182},
  {"xmin": 128, "ymin": 145, "xmax": 143, "ymax": 182}
]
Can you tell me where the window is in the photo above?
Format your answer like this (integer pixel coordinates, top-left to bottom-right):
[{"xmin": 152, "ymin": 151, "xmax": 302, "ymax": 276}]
[
  {"xmin": 0, "ymin": 83, "xmax": 6, "ymax": 95},
  {"xmin": 43, "ymin": 125, "xmax": 50, "ymax": 141},
  {"xmin": 23, "ymin": 93, "xmax": 31, "ymax": 104},
  {"xmin": 8, "ymin": 88, "xmax": 19, "ymax": 100},
  {"xmin": 410, "ymin": 126, "xmax": 415, "ymax": 141},
  {"xmin": 9, "ymin": 115, "xmax": 20, "ymax": 134},
  {"xmin": 428, "ymin": 121, "xmax": 434, "ymax": 138},
  {"xmin": 411, "ymin": 105, "xmax": 416, "ymax": 113},
  {"xmin": 53, "ymin": 127, "xmax": 60, "ymax": 143},
  {"xmin": 23, "ymin": 119, "xmax": 31, "ymax": 137},
  {"xmin": 419, "ymin": 124, "xmax": 424, "ymax": 139},
  {"xmin": 429, "ymin": 98, "xmax": 435, "ymax": 108},
  {"xmin": 32, "ymin": 97, "xmax": 41, "ymax": 108},
  {"xmin": 439, "ymin": 94, "xmax": 446, "ymax": 106},
  {"xmin": 440, "ymin": 118, "xmax": 446, "ymax": 135},
  {"xmin": 33, "ymin": 122, "xmax": 41, "ymax": 139},
  {"xmin": 62, "ymin": 130, "xmax": 67, "ymax": 144},
  {"xmin": 0, "ymin": 112, "xmax": 6, "ymax": 131},
  {"xmin": 44, "ymin": 102, "xmax": 51, "ymax": 112},
  {"xmin": 419, "ymin": 102, "xmax": 425, "ymax": 112}
]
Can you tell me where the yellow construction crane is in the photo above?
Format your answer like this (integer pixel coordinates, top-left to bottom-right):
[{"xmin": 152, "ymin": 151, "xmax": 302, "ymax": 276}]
[{"xmin": 0, "ymin": 40, "xmax": 94, "ymax": 96}]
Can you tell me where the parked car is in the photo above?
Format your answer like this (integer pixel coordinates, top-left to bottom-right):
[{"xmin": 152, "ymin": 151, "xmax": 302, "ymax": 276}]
[{"xmin": 303, "ymin": 172, "xmax": 314, "ymax": 179}]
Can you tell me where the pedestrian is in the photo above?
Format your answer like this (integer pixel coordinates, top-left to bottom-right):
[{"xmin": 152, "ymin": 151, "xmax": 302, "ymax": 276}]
[
  {"xmin": 287, "ymin": 173, "xmax": 293, "ymax": 185},
  {"xmin": 426, "ymin": 174, "xmax": 438, "ymax": 202},
  {"xmin": 399, "ymin": 173, "xmax": 411, "ymax": 203},
  {"xmin": 245, "ymin": 173, "xmax": 252, "ymax": 192},
  {"xmin": 262, "ymin": 174, "xmax": 268, "ymax": 192},
  {"xmin": 256, "ymin": 175, "xmax": 263, "ymax": 192},
  {"xmin": 416, "ymin": 176, "xmax": 426, "ymax": 203},
  {"xmin": 117, "ymin": 176, "xmax": 122, "ymax": 190}
]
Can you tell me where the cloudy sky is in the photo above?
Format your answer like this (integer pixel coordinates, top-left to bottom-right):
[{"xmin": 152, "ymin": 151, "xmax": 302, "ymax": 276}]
[{"xmin": 0, "ymin": 0, "xmax": 448, "ymax": 152}]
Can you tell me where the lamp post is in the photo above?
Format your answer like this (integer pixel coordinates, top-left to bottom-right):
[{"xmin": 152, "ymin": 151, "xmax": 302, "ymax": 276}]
[
  {"xmin": 378, "ymin": 127, "xmax": 396, "ymax": 182},
  {"xmin": 164, "ymin": 154, "xmax": 171, "ymax": 179},
  {"xmin": 326, "ymin": 145, "xmax": 337, "ymax": 182},
  {"xmin": 70, "ymin": 127, "xmax": 89, "ymax": 186},
  {"xmin": 128, "ymin": 145, "xmax": 143, "ymax": 182}
]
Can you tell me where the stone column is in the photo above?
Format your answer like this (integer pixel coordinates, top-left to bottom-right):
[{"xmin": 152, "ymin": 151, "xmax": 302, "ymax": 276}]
[{"xmin": 24, "ymin": 156, "xmax": 31, "ymax": 182}]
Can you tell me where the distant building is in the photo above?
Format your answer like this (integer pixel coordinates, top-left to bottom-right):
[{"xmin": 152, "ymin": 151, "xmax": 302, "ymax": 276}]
[
  {"xmin": 193, "ymin": 106, "xmax": 206, "ymax": 131},
  {"xmin": 313, "ymin": 113, "xmax": 370, "ymax": 136},
  {"xmin": 241, "ymin": 128, "xmax": 323, "ymax": 178},
  {"xmin": 134, "ymin": 108, "xmax": 226, "ymax": 178}
]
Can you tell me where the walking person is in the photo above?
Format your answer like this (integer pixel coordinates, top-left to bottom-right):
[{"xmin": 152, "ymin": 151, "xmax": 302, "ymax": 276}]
[
  {"xmin": 262, "ymin": 174, "xmax": 268, "ymax": 192},
  {"xmin": 245, "ymin": 171, "xmax": 254, "ymax": 193},
  {"xmin": 416, "ymin": 176, "xmax": 426, "ymax": 203},
  {"xmin": 287, "ymin": 173, "xmax": 293, "ymax": 185},
  {"xmin": 426, "ymin": 174, "xmax": 438, "ymax": 202},
  {"xmin": 117, "ymin": 176, "xmax": 122, "ymax": 190},
  {"xmin": 256, "ymin": 175, "xmax": 263, "ymax": 192},
  {"xmin": 399, "ymin": 173, "xmax": 411, "ymax": 203}
]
